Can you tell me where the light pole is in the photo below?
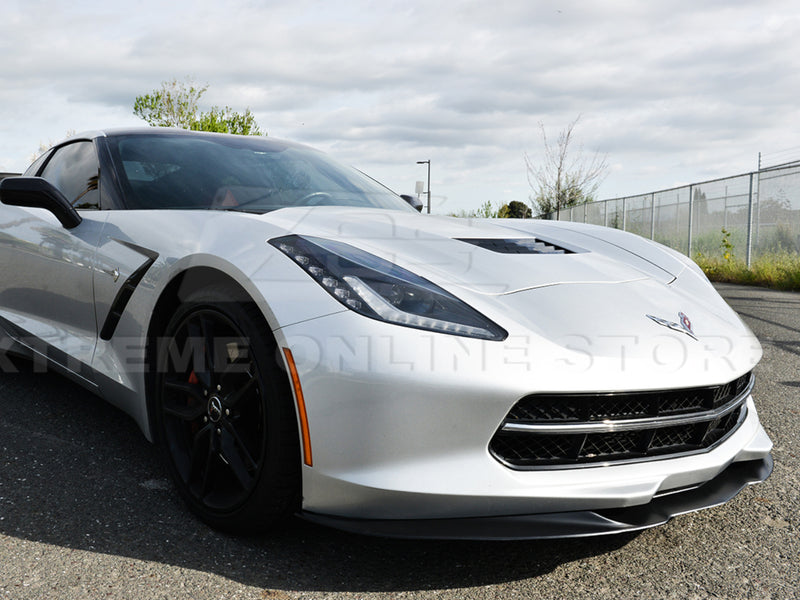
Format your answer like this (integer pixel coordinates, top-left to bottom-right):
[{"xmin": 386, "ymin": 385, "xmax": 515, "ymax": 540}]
[{"xmin": 416, "ymin": 160, "xmax": 431, "ymax": 214}]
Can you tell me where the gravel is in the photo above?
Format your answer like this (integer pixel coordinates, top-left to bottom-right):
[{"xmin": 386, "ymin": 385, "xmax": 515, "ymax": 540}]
[{"xmin": 0, "ymin": 283, "xmax": 797, "ymax": 599}]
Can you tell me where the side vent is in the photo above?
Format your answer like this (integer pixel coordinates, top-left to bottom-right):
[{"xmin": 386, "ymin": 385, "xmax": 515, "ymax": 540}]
[
  {"xmin": 99, "ymin": 241, "xmax": 159, "ymax": 340},
  {"xmin": 457, "ymin": 238, "xmax": 574, "ymax": 255}
]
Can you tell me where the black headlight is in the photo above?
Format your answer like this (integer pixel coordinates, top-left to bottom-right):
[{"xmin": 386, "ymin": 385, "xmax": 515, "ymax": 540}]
[{"xmin": 270, "ymin": 235, "xmax": 507, "ymax": 341}]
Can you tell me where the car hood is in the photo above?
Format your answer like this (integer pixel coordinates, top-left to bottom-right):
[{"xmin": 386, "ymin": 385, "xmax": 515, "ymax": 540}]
[{"xmin": 261, "ymin": 207, "xmax": 685, "ymax": 295}]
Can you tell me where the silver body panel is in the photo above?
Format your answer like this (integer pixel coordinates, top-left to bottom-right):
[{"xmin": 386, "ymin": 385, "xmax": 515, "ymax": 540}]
[{"xmin": 0, "ymin": 137, "xmax": 772, "ymax": 536}]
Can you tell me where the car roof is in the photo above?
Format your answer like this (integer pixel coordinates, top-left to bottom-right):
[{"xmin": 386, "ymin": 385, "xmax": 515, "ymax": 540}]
[{"xmin": 64, "ymin": 127, "xmax": 301, "ymax": 151}]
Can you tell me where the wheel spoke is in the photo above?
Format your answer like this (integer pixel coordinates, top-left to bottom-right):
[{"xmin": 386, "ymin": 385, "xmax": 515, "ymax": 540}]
[
  {"xmin": 220, "ymin": 351, "xmax": 252, "ymax": 384},
  {"xmin": 183, "ymin": 422, "xmax": 212, "ymax": 483},
  {"xmin": 225, "ymin": 374, "xmax": 257, "ymax": 408},
  {"xmin": 200, "ymin": 315, "xmax": 218, "ymax": 374},
  {"xmin": 163, "ymin": 378, "xmax": 207, "ymax": 423},
  {"xmin": 199, "ymin": 428, "xmax": 219, "ymax": 500},
  {"xmin": 223, "ymin": 421, "xmax": 259, "ymax": 471},
  {"xmin": 163, "ymin": 377, "xmax": 205, "ymax": 401},
  {"xmin": 163, "ymin": 401, "xmax": 206, "ymax": 422},
  {"xmin": 185, "ymin": 316, "xmax": 218, "ymax": 389},
  {"xmin": 220, "ymin": 427, "xmax": 256, "ymax": 491}
]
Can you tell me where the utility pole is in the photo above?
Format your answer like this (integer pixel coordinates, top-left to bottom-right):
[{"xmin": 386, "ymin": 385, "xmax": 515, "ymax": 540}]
[{"xmin": 416, "ymin": 160, "xmax": 431, "ymax": 214}]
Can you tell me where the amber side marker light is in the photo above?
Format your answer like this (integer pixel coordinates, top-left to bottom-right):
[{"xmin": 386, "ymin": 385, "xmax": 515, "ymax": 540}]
[{"xmin": 282, "ymin": 347, "xmax": 313, "ymax": 466}]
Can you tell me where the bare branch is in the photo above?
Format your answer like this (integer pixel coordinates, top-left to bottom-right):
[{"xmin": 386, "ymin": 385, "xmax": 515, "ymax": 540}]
[{"xmin": 525, "ymin": 115, "xmax": 608, "ymax": 217}]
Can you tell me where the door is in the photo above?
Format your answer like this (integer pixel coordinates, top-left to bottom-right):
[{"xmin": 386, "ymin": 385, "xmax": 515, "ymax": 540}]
[{"xmin": 0, "ymin": 140, "xmax": 106, "ymax": 380}]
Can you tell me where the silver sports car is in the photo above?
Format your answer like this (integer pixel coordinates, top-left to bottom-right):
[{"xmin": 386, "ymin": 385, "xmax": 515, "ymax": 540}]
[{"xmin": 0, "ymin": 128, "xmax": 772, "ymax": 539}]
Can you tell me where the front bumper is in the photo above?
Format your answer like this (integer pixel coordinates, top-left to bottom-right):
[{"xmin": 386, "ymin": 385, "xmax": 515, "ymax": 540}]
[
  {"xmin": 275, "ymin": 290, "xmax": 771, "ymax": 532},
  {"xmin": 300, "ymin": 456, "xmax": 773, "ymax": 540}
]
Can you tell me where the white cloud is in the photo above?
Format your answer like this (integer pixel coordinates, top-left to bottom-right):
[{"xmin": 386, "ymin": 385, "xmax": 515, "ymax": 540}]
[{"xmin": 1, "ymin": 0, "xmax": 800, "ymax": 212}]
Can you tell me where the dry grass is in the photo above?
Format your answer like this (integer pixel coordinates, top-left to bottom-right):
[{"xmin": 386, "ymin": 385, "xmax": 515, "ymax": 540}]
[{"xmin": 694, "ymin": 251, "xmax": 800, "ymax": 291}]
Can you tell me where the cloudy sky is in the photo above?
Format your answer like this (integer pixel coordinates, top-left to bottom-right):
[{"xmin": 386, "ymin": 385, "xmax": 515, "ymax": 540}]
[{"xmin": 2, "ymin": 0, "xmax": 799, "ymax": 214}]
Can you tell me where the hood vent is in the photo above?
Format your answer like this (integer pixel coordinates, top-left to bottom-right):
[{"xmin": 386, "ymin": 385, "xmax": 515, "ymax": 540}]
[{"xmin": 457, "ymin": 238, "xmax": 574, "ymax": 255}]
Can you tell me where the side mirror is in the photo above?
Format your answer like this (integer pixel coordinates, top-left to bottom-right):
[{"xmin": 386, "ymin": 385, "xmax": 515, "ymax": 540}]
[
  {"xmin": 400, "ymin": 194, "xmax": 424, "ymax": 212},
  {"xmin": 0, "ymin": 177, "xmax": 82, "ymax": 229}
]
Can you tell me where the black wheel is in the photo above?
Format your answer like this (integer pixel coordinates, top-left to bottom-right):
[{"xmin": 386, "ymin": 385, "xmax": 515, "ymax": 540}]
[{"xmin": 153, "ymin": 286, "xmax": 300, "ymax": 532}]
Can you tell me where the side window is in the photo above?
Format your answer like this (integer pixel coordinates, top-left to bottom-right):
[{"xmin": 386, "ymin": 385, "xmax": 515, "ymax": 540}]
[
  {"xmin": 24, "ymin": 149, "xmax": 51, "ymax": 176},
  {"xmin": 40, "ymin": 141, "xmax": 100, "ymax": 210}
]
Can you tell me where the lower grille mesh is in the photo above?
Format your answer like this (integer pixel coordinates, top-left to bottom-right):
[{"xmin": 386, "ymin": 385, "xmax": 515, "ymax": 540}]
[{"xmin": 490, "ymin": 373, "xmax": 752, "ymax": 468}]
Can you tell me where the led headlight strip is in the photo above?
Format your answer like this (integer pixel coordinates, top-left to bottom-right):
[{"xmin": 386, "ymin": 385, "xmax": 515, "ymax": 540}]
[{"xmin": 269, "ymin": 234, "xmax": 507, "ymax": 341}]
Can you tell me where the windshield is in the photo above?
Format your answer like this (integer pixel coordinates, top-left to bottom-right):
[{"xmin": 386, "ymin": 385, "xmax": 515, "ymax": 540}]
[{"xmin": 106, "ymin": 133, "xmax": 413, "ymax": 213}]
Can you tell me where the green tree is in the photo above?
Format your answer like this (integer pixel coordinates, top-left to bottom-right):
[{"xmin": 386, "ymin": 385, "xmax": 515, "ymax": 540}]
[
  {"xmin": 448, "ymin": 200, "xmax": 498, "ymax": 218},
  {"xmin": 190, "ymin": 105, "xmax": 261, "ymax": 136},
  {"xmin": 525, "ymin": 115, "xmax": 607, "ymax": 218},
  {"xmin": 497, "ymin": 200, "xmax": 532, "ymax": 219},
  {"xmin": 133, "ymin": 78, "xmax": 263, "ymax": 136}
]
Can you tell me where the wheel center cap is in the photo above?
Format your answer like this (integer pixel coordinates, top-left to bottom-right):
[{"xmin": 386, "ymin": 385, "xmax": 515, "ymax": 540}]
[{"xmin": 207, "ymin": 396, "xmax": 224, "ymax": 423}]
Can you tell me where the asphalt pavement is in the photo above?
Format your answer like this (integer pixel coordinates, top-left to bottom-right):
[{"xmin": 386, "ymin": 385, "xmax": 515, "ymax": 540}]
[{"xmin": 0, "ymin": 283, "xmax": 798, "ymax": 599}]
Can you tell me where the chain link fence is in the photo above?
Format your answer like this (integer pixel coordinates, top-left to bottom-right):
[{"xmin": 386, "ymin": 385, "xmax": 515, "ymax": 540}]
[{"xmin": 545, "ymin": 164, "xmax": 800, "ymax": 266}]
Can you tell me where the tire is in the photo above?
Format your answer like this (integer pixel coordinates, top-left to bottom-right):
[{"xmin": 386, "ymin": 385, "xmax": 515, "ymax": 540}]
[{"xmin": 153, "ymin": 285, "xmax": 301, "ymax": 532}]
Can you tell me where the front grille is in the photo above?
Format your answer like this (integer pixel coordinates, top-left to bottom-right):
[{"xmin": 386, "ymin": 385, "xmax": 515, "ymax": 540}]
[{"xmin": 490, "ymin": 372, "xmax": 753, "ymax": 469}]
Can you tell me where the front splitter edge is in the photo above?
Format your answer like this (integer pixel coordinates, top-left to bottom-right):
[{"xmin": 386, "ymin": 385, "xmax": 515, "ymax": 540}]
[{"xmin": 299, "ymin": 456, "xmax": 773, "ymax": 540}]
